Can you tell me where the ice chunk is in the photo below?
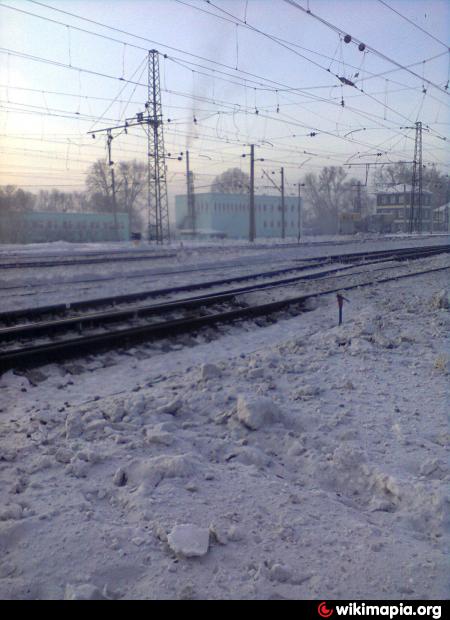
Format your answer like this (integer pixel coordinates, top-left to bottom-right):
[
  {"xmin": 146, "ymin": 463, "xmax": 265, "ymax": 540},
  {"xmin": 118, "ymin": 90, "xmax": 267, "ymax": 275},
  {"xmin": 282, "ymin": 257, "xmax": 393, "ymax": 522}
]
[{"xmin": 167, "ymin": 524, "xmax": 210, "ymax": 558}]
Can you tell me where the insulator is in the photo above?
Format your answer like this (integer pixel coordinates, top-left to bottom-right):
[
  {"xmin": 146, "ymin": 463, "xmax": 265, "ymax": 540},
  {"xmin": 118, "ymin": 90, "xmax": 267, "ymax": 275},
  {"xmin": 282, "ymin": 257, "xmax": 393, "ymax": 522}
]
[
  {"xmin": 344, "ymin": 34, "xmax": 352, "ymax": 43},
  {"xmin": 358, "ymin": 43, "xmax": 365, "ymax": 52}
]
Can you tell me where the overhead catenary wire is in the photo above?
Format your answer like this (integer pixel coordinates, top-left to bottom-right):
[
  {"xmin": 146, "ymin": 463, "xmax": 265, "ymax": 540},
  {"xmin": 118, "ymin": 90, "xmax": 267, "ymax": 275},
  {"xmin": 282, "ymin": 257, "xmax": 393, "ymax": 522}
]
[
  {"xmin": 283, "ymin": 0, "xmax": 450, "ymax": 97},
  {"xmin": 376, "ymin": 0, "xmax": 450, "ymax": 51},
  {"xmin": 3, "ymin": 0, "xmax": 449, "ymax": 133},
  {"xmin": 1, "ymin": 0, "xmax": 448, "ymax": 191},
  {"xmin": 13, "ymin": 0, "xmax": 448, "ymax": 109}
]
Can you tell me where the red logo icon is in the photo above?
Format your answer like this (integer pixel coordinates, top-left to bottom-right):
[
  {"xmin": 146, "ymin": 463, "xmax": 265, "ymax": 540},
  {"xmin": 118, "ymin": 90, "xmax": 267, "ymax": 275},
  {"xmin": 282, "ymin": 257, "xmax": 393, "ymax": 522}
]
[{"xmin": 318, "ymin": 602, "xmax": 334, "ymax": 618}]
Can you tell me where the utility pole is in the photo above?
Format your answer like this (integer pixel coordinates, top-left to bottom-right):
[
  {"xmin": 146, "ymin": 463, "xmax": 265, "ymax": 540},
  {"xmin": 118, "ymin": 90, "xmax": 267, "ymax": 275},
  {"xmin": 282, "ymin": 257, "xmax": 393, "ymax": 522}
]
[
  {"xmin": 409, "ymin": 121, "xmax": 423, "ymax": 233},
  {"xmin": 403, "ymin": 183, "xmax": 407, "ymax": 232},
  {"xmin": 242, "ymin": 145, "xmax": 264, "ymax": 242},
  {"xmin": 355, "ymin": 181, "xmax": 362, "ymax": 214},
  {"xmin": 281, "ymin": 167, "xmax": 285, "ymax": 239},
  {"xmin": 296, "ymin": 182, "xmax": 305, "ymax": 243},
  {"xmin": 88, "ymin": 50, "xmax": 178, "ymax": 244},
  {"xmin": 250, "ymin": 144, "xmax": 255, "ymax": 242},
  {"xmin": 261, "ymin": 168, "xmax": 287, "ymax": 239},
  {"xmin": 106, "ymin": 130, "xmax": 119, "ymax": 240},
  {"xmin": 185, "ymin": 150, "xmax": 196, "ymax": 235}
]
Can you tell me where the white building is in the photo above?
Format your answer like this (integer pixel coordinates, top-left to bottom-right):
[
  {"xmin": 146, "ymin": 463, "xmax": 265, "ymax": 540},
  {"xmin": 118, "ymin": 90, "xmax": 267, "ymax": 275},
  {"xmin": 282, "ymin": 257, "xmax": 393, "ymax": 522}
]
[{"xmin": 175, "ymin": 192, "xmax": 302, "ymax": 239}]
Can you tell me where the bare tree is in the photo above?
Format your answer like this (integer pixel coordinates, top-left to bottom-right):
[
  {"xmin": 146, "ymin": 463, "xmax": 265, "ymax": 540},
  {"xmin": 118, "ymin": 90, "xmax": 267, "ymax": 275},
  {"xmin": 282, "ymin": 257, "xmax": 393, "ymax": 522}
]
[
  {"xmin": 303, "ymin": 166, "xmax": 359, "ymax": 234},
  {"xmin": 86, "ymin": 159, "xmax": 147, "ymax": 230},
  {"xmin": 211, "ymin": 168, "xmax": 250, "ymax": 194},
  {"xmin": 0, "ymin": 185, "xmax": 36, "ymax": 213}
]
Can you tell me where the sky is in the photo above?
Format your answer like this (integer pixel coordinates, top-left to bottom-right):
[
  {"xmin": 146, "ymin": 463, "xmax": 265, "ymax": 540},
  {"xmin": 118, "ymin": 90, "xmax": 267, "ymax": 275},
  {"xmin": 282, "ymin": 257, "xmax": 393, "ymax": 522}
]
[{"xmin": 0, "ymin": 0, "xmax": 449, "ymax": 204}]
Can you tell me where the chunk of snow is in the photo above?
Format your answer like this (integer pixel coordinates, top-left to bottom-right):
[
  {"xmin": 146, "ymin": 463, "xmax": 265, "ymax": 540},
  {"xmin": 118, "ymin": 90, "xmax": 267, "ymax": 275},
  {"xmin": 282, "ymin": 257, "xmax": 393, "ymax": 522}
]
[
  {"xmin": 167, "ymin": 524, "xmax": 210, "ymax": 558},
  {"xmin": 200, "ymin": 363, "xmax": 222, "ymax": 380},
  {"xmin": 236, "ymin": 395, "xmax": 282, "ymax": 430}
]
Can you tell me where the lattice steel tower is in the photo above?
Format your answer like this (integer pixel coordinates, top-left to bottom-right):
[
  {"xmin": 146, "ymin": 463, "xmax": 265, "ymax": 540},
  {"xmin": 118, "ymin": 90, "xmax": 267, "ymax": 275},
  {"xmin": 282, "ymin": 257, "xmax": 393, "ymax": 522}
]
[
  {"xmin": 146, "ymin": 50, "xmax": 170, "ymax": 243},
  {"xmin": 409, "ymin": 121, "xmax": 423, "ymax": 233}
]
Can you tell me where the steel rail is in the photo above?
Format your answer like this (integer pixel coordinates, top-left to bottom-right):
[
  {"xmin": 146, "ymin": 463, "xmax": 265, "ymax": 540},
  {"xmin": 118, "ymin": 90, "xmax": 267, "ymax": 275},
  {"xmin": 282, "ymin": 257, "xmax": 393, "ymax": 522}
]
[
  {"xmin": 1, "ymin": 242, "xmax": 447, "ymax": 294},
  {"xmin": 0, "ymin": 263, "xmax": 448, "ymax": 373},
  {"xmin": 1, "ymin": 244, "xmax": 448, "ymax": 324},
  {"xmin": 0, "ymin": 251, "xmax": 176, "ymax": 269},
  {"xmin": 0, "ymin": 246, "xmax": 448, "ymax": 341}
]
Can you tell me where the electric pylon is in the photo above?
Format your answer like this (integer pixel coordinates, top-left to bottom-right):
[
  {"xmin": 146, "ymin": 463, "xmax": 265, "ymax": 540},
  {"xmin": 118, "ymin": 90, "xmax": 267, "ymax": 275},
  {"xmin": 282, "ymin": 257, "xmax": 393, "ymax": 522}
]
[
  {"xmin": 87, "ymin": 50, "xmax": 174, "ymax": 244},
  {"xmin": 409, "ymin": 121, "xmax": 423, "ymax": 233},
  {"xmin": 146, "ymin": 50, "xmax": 170, "ymax": 244}
]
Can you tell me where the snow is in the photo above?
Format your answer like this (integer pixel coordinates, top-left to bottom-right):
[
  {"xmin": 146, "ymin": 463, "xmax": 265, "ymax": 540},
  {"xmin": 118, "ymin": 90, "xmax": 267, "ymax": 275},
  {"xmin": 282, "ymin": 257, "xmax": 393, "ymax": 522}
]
[
  {"xmin": 167, "ymin": 524, "xmax": 210, "ymax": 558},
  {"xmin": 0, "ymin": 238, "xmax": 449, "ymax": 599}
]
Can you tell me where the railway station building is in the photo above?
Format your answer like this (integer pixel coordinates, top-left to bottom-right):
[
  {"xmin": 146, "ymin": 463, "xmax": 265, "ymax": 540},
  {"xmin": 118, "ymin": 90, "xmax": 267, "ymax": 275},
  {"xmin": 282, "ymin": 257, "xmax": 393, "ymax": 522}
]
[
  {"xmin": 174, "ymin": 192, "xmax": 301, "ymax": 239},
  {"xmin": 376, "ymin": 185, "xmax": 433, "ymax": 232}
]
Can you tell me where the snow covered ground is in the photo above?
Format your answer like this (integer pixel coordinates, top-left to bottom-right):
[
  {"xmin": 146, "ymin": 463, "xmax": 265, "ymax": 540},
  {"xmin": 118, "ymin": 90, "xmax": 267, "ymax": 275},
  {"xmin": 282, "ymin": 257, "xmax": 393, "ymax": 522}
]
[{"xmin": 0, "ymin": 238, "xmax": 449, "ymax": 600}]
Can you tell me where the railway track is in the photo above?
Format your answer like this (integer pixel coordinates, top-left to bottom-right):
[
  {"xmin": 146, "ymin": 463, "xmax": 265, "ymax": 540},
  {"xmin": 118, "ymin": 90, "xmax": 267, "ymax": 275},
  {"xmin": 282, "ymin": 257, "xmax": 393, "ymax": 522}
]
[
  {"xmin": 0, "ymin": 250, "xmax": 176, "ymax": 269},
  {"xmin": 0, "ymin": 246, "xmax": 448, "ymax": 373},
  {"xmin": 1, "ymin": 243, "xmax": 448, "ymax": 324},
  {"xmin": 2, "ymin": 240, "xmax": 449, "ymax": 300}
]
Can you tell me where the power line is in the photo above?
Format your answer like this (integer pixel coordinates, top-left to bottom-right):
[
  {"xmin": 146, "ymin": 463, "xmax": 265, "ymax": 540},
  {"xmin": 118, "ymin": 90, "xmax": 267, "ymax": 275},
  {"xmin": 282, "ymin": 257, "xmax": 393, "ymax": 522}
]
[
  {"xmin": 22, "ymin": 0, "xmax": 447, "ymax": 113},
  {"xmin": 283, "ymin": 0, "xmax": 450, "ymax": 97},
  {"xmin": 197, "ymin": 1, "xmax": 445, "ymax": 126},
  {"xmin": 21, "ymin": 0, "xmax": 334, "ymax": 96},
  {"xmin": 377, "ymin": 0, "xmax": 450, "ymax": 51},
  {"xmin": 3, "ymin": 1, "xmax": 447, "ymax": 134}
]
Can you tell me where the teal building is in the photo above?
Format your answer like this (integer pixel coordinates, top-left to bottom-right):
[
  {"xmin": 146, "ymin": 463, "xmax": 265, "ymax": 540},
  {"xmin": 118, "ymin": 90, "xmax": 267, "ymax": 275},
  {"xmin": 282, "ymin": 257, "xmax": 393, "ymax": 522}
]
[
  {"xmin": 0, "ymin": 211, "xmax": 130, "ymax": 244},
  {"xmin": 175, "ymin": 192, "xmax": 302, "ymax": 239}
]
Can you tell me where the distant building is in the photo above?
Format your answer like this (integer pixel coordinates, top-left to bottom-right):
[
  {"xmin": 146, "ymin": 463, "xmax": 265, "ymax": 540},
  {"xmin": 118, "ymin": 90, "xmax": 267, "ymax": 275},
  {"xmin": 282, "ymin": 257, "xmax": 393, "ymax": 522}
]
[
  {"xmin": 376, "ymin": 185, "xmax": 433, "ymax": 232},
  {"xmin": 175, "ymin": 192, "xmax": 301, "ymax": 239},
  {"xmin": 0, "ymin": 211, "xmax": 130, "ymax": 244},
  {"xmin": 432, "ymin": 202, "xmax": 450, "ymax": 232}
]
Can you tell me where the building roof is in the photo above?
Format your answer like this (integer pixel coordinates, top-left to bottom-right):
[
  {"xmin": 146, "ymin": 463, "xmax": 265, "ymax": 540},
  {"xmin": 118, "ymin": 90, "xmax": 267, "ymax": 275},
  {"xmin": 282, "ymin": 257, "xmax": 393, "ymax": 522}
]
[
  {"xmin": 434, "ymin": 203, "xmax": 450, "ymax": 212},
  {"xmin": 377, "ymin": 185, "xmax": 432, "ymax": 195},
  {"xmin": 176, "ymin": 192, "xmax": 297, "ymax": 201}
]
